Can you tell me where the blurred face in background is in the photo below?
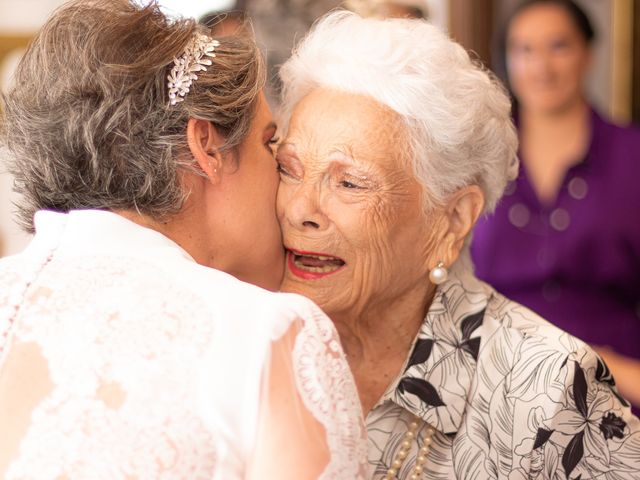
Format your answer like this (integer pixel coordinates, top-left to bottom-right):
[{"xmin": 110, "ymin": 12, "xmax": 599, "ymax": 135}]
[{"xmin": 506, "ymin": 3, "xmax": 592, "ymax": 115}]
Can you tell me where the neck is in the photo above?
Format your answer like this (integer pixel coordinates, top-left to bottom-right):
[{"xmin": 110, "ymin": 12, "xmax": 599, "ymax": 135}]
[
  {"xmin": 114, "ymin": 189, "xmax": 214, "ymax": 268},
  {"xmin": 520, "ymin": 98, "xmax": 589, "ymax": 130},
  {"xmin": 328, "ymin": 281, "xmax": 436, "ymax": 414},
  {"xmin": 331, "ymin": 282, "xmax": 436, "ymax": 364}
]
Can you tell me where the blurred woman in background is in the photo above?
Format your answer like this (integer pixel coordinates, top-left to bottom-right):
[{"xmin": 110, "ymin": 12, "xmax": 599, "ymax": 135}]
[{"xmin": 472, "ymin": 0, "xmax": 640, "ymax": 408}]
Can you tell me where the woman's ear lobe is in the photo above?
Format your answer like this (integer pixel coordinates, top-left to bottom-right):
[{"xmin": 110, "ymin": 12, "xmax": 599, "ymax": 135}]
[{"xmin": 187, "ymin": 118, "xmax": 225, "ymax": 182}]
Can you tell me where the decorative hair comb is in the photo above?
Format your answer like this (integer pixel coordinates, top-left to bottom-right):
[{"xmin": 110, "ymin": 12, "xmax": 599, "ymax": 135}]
[{"xmin": 167, "ymin": 33, "xmax": 220, "ymax": 106}]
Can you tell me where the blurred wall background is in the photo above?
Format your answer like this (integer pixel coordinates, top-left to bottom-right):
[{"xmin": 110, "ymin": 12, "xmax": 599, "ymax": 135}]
[{"xmin": 0, "ymin": 0, "xmax": 66, "ymax": 256}]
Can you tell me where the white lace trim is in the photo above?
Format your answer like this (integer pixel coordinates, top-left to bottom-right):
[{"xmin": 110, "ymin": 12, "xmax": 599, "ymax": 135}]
[{"xmin": 294, "ymin": 306, "xmax": 369, "ymax": 479}]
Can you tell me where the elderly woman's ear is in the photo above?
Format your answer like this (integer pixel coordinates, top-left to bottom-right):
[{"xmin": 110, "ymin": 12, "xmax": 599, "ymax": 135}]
[
  {"xmin": 440, "ymin": 185, "xmax": 485, "ymax": 264},
  {"xmin": 187, "ymin": 118, "xmax": 225, "ymax": 183}
]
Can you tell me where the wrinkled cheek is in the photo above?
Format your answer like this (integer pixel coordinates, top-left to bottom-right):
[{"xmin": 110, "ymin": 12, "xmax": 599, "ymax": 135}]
[
  {"xmin": 348, "ymin": 239, "xmax": 394, "ymax": 305},
  {"xmin": 361, "ymin": 210, "xmax": 398, "ymax": 268}
]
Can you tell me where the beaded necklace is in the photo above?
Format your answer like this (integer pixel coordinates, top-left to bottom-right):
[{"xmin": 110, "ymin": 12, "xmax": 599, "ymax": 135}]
[{"xmin": 383, "ymin": 414, "xmax": 436, "ymax": 480}]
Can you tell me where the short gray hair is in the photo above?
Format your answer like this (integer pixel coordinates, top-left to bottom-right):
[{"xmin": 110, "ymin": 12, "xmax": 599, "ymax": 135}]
[
  {"xmin": 1, "ymin": 0, "xmax": 265, "ymax": 232},
  {"xmin": 279, "ymin": 11, "xmax": 519, "ymax": 214}
]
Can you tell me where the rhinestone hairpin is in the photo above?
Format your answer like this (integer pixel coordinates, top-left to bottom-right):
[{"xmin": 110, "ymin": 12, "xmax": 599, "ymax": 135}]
[{"xmin": 167, "ymin": 33, "xmax": 220, "ymax": 106}]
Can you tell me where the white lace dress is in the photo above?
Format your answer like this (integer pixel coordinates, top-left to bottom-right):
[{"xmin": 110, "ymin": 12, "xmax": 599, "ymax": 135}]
[{"xmin": 0, "ymin": 210, "xmax": 368, "ymax": 479}]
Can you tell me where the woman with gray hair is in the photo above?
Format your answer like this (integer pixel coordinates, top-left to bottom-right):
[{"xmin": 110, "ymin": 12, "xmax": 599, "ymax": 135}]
[
  {"xmin": 276, "ymin": 11, "xmax": 640, "ymax": 479},
  {"xmin": 0, "ymin": 1, "xmax": 367, "ymax": 478}
]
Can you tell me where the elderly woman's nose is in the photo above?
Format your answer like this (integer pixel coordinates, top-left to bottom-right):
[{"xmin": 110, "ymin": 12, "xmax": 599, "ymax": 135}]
[{"xmin": 285, "ymin": 186, "xmax": 329, "ymax": 231}]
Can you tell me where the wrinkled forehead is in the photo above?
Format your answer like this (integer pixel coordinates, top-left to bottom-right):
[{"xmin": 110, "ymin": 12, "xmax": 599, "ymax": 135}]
[{"xmin": 284, "ymin": 88, "xmax": 409, "ymax": 171}]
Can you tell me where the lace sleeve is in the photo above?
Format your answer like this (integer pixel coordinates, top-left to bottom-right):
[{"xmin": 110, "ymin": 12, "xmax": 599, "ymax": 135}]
[{"xmin": 248, "ymin": 304, "xmax": 369, "ymax": 480}]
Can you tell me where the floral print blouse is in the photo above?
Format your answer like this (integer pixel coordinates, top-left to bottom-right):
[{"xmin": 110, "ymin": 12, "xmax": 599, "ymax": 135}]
[{"xmin": 366, "ymin": 268, "xmax": 640, "ymax": 479}]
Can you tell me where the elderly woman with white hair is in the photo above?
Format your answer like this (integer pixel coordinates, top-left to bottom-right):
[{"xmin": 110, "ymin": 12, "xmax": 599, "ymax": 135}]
[{"xmin": 276, "ymin": 11, "xmax": 640, "ymax": 479}]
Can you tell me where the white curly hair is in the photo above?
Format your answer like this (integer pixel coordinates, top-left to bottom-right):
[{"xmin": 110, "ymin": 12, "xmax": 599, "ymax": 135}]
[{"xmin": 279, "ymin": 10, "xmax": 519, "ymax": 216}]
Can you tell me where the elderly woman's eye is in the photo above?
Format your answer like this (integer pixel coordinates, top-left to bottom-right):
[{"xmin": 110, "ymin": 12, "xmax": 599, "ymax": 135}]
[{"xmin": 340, "ymin": 180, "xmax": 363, "ymax": 189}]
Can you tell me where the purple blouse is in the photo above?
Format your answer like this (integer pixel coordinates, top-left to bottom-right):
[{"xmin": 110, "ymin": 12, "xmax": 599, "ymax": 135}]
[{"xmin": 471, "ymin": 109, "xmax": 640, "ymax": 359}]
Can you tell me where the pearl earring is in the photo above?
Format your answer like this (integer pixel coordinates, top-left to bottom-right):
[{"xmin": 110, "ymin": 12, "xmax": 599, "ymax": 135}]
[{"xmin": 429, "ymin": 261, "xmax": 448, "ymax": 285}]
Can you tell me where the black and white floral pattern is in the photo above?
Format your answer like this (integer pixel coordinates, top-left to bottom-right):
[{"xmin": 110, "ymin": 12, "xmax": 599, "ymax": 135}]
[{"xmin": 366, "ymin": 269, "xmax": 640, "ymax": 479}]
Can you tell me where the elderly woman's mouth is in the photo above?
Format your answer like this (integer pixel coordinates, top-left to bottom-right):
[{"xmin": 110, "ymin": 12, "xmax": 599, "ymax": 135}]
[{"xmin": 286, "ymin": 248, "xmax": 346, "ymax": 280}]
